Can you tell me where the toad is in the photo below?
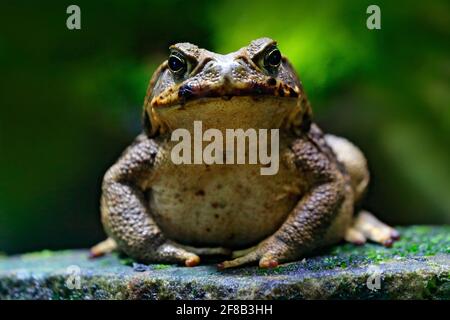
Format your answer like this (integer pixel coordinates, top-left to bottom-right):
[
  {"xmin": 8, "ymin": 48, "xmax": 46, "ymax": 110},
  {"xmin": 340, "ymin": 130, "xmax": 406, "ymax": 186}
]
[{"xmin": 91, "ymin": 38, "xmax": 399, "ymax": 268}]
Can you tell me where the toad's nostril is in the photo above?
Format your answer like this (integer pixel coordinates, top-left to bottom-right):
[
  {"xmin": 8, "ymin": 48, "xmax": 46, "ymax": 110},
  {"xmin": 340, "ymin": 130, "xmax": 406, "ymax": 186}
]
[
  {"xmin": 234, "ymin": 64, "xmax": 245, "ymax": 73},
  {"xmin": 235, "ymin": 56, "xmax": 248, "ymax": 65}
]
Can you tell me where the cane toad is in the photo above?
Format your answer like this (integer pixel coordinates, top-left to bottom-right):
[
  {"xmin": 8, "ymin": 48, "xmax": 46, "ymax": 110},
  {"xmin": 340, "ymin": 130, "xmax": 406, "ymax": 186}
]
[{"xmin": 91, "ymin": 38, "xmax": 399, "ymax": 268}]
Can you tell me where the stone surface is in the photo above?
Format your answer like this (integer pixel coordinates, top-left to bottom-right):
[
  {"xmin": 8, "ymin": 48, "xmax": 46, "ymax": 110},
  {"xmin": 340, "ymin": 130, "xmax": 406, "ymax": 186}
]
[{"xmin": 0, "ymin": 226, "xmax": 448, "ymax": 300}]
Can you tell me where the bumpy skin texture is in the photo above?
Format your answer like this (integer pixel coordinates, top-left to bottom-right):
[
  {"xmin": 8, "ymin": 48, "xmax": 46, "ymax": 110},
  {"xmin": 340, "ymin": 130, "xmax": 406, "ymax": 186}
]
[{"xmin": 95, "ymin": 38, "xmax": 399, "ymax": 268}]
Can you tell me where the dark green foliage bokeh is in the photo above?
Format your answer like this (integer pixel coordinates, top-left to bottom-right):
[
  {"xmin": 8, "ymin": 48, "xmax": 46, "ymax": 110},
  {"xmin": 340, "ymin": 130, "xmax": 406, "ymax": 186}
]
[{"xmin": 0, "ymin": 0, "xmax": 448, "ymax": 254}]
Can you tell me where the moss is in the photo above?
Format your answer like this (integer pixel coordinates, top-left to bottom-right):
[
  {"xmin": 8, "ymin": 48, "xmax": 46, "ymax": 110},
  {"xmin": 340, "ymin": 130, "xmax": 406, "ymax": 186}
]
[
  {"xmin": 20, "ymin": 250, "xmax": 56, "ymax": 260},
  {"xmin": 152, "ymin": 264, "xmax": 171, "ymax": 270},
  {"xmin": 424, "ymin": 277, "xmax": 439, "ymax": 298},
  {"xmin": 324, "ymin": 225, "xmax": 450, "ymax": 268},
  {"xmin": 118, "ymin": 255, "xmax": 134, "ymax": 266}
]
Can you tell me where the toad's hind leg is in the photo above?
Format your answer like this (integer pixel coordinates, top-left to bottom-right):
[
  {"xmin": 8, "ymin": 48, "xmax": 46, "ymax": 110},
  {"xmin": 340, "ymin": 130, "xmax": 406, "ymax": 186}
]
[
  {"xmin": 352, "ymin": 210, "xmax": 400, "ymax": 247},
  {"xmin": 324, "ymin": 134, "xmax": 369, "ymax": 204},
  {"xmin": 325, "ymin": 134, "xmax": 400, "ymax": 247}
]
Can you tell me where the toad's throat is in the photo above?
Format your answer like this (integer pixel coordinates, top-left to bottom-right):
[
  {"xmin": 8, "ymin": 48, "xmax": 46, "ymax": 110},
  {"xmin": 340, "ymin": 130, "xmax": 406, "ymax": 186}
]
[{"xmin": 169, "ymin": 120, "xmax": 280, "ymax": 176}]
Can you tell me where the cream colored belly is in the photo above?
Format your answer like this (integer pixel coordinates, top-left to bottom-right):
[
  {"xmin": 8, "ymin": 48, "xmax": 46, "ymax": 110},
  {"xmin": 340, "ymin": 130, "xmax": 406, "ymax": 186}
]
[{"xmin": 148, "ymin": 142, "xmax": 304, "ymax": 248}]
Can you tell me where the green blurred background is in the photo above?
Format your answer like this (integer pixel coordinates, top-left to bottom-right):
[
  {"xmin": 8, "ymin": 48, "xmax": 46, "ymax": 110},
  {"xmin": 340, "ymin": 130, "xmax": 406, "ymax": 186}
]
[{"xmin": 0, "ymin": 0, "xmax": 449, "ymax": 254}]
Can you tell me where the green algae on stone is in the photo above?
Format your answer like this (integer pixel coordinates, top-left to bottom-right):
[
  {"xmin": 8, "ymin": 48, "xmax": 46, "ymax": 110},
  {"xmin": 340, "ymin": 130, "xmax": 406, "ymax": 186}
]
[
  {"xmin": 325, "ymin": 225, "xmax": 450, "ymax": 267},
  {"xmin": 20, "ymin": 250, "xmax": 56, "ymax": 260},
  {"xmin": 152, "ymin": 264, "xmax": 171, "ymax": 270}
]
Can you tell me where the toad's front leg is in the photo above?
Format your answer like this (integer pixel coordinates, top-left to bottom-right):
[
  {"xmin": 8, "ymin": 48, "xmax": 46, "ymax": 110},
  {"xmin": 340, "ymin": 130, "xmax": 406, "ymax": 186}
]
[
  {"xmin": 98, "ymin": 133, "xmax": 200, "ymax": 267},
  {"xmin": 219, "ymin": 136, "xmax": 347, "ymax": 269}
]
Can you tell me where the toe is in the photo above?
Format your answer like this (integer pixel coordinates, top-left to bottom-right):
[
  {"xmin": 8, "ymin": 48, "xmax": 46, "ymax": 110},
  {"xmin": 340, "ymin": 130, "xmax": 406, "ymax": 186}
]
[
  {"xmin": 218, "ymin": 252, "xmax": 260, "ymax": 269},
  {"xmin": 158, "ymin": 242, "xmax": 201, "ymax": 266},
  {"xmin": 259, "ymin": 257, "xmax": 279, "ymax": 268},
  {"xmin": 383, "ymin": 238, "xmax": 394, "ymax": 247},
  {"xmin": 185, "ymin": 255, "xmax": 200, "ymax": 267},
  {"xmin": 390, "ymin": 229, "xmax": 401, "ymax": 240},
  {"xmin": 345, "ymin": 227, "xmax": 367, "ymax": 245},
  {"xmin": 354, "ymin": 210, "xmax": 399, "ymax": 246},
  {"xmin": 90, "ymin": 238, "xmax": 117, "ymax": 259},
  {"xmin": 88, "ymin": 250, "xmax": 104, "ymax": 259}
]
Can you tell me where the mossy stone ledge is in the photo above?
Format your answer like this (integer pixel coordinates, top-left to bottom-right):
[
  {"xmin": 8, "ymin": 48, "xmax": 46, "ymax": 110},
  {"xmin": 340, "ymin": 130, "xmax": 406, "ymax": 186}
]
[{"xmin": 0, "ymin": 226, "xmax": 448, "ymax": 299}]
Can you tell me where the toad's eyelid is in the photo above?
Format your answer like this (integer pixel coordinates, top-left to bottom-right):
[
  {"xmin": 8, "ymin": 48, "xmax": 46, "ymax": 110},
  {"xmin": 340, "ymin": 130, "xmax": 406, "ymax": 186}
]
[
  {"xmin": 169, "ymin": 47, "xmax": 199, "ymax": 63},
  {"xmin": 261, "ymin": 45, "xmax": 280, "ymax": 60},
  {"xmin": 249, "ymin": 45, "xmax": 282, "ymax": 74},
  {"xmin": 169, "ymin": 49, "xmax": 185, "ymax": 60},
  {"xmin": 250, "ymin": 43, "xmax": 278, "ymax": 62},
  {"xmin": 247, "ymin": 39, "xmax": 278, "ymax": 59}
]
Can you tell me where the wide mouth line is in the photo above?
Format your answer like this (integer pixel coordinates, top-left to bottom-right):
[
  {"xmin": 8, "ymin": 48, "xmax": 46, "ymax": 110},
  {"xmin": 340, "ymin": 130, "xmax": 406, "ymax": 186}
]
[{"xmin": 153, "ymin": 94, "xmax": 297, "ymax": 110}]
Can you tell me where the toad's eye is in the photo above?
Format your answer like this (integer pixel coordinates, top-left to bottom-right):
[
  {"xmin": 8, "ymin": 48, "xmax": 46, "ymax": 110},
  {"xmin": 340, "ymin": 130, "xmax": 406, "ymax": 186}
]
[
  {"xmin": 168, "ymin": 51, "xmax": 187, "ymax": 75},
  {"xmin": 264, "ymin": 47, "xmax": 282, "ymax": 70}
]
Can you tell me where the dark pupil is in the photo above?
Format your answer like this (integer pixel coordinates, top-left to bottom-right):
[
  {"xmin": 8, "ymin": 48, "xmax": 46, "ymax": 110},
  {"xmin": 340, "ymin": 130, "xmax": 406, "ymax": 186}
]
[
  {"xmin": 169, "ymin": 55, "xmax": 185, "ymax": 72},
  {"xmin": 267, "ymin": 49, "xmax": 281, "ymax": 67}
]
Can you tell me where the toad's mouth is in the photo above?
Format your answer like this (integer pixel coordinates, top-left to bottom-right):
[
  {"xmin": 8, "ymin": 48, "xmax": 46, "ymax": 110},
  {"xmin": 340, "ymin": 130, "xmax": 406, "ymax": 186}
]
[
  {"xmin": 150, "ymin": 95, "xmax": 300, "ymax": 132},
  {"xmin": 149, "ymin": 81, "xmax": 301, "ymax": 110}
]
